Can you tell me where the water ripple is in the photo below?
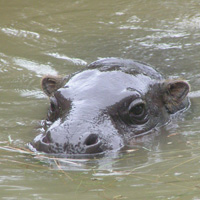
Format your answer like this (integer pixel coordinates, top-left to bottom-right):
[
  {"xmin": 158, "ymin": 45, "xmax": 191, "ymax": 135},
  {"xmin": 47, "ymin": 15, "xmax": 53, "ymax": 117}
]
[
  {"xmin": 13, "ymin": 58, "xmax": 58, "ymax": 76},
  {"xmin": 1, "ymin": 28, "xmax": 40, "ymax": 39},
  {"xmin": 46, "ymin": 53, "xmax": 87, "ymax": 66}
]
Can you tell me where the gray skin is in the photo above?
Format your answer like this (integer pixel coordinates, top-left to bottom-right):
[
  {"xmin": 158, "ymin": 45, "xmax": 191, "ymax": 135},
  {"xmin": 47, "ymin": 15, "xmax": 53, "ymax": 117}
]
[{"xmin": 30, "ymin": 58, "xmax": 190, "ymax": 155}]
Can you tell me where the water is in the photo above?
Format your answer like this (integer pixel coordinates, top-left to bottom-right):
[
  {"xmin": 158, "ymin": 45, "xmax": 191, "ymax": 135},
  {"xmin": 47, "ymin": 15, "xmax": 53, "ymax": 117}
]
[{"xmin": 1, "ymin": 0, "xmax": 200, "ymax": 199}]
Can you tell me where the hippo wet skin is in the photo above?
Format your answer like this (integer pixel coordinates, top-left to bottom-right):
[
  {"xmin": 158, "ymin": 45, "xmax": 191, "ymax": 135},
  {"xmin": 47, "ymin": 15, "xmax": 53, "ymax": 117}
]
[{"xmin": 30, "ymin": 58, "xmax": 190, "ymax": 155}]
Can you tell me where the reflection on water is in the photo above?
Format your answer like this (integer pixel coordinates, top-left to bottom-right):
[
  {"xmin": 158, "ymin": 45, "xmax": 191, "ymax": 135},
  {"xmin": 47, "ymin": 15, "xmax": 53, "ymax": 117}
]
[{"xmin": 1, "ymin": 0, "xmax": 200, "ymax": 199}]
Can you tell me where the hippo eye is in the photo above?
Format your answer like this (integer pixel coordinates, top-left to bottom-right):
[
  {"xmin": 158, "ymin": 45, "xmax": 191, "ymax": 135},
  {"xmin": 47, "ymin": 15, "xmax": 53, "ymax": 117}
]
[
  {"xmin": 128, "ymin": 99, "xmax": 147, "ymax": 123},
  {"xmin": 129, "ymin": 104, "xmax": 144, "ymax": 116}
]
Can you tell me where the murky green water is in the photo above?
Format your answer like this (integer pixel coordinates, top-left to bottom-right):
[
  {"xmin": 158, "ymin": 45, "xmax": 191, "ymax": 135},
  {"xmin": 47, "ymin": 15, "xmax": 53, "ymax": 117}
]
[{"xmin": 1, "ymin": 0, "xmax": 200, "ymax": 199}]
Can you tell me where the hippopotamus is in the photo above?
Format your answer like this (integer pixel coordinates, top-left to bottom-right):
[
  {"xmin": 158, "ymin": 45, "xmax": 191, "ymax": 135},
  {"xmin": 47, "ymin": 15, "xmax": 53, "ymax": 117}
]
[{"xmin": 30, "ymin": 58, "xmax": 190, "ymax": 155}]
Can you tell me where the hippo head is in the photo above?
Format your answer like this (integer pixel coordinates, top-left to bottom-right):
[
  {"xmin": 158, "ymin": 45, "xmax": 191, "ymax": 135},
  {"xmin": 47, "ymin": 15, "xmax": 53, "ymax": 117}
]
[{"xmin": 30, "ymin": 58, "xmax": 190, "ymax": 155}]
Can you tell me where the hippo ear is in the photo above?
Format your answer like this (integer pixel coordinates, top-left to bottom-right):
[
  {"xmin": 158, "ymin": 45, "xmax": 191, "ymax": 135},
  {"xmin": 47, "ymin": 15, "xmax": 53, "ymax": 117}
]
[
  {"xmin": 41, "ymin": 75, "xmax": 65, "ymax": 96},
  {"xmin": 161, "ymin": 80, "xmax": 190, "ymax": 113}
]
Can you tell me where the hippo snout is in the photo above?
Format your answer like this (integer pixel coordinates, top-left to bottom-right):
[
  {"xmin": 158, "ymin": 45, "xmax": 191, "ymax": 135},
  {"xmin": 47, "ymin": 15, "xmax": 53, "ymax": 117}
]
[{"xmin": 34, "ymin": 131, "xmax": 104, "ymax": 154}]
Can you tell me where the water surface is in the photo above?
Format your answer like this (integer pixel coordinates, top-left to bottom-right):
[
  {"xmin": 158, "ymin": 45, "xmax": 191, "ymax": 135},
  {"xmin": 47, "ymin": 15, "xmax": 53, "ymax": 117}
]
[{"xmin": 1, "ymin": 0, "xmax": 200, "ymax": 199}]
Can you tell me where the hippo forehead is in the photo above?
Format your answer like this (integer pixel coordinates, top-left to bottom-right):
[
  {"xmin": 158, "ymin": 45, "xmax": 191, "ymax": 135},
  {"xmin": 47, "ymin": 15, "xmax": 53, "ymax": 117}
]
[{"xmin": 57, "ymin": 69, "xmax": 157, "ymax": 109}]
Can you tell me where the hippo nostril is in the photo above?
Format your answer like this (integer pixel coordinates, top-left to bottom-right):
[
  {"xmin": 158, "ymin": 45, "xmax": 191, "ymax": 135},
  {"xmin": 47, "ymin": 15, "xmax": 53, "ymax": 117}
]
[
  {"xmin": 84, "ymin": 134, "xmax": 103, "ymax": 154},
  {"xmin": 85, "ymin": 134, "xmax": 99, "ymax": 146},
  {"xmin": 42, "ymin": 136, "xmax": 50, "ymax": 144},
  {"xmin": 42, "ymin": 132, "xmax": 51, "ymax": 144}
]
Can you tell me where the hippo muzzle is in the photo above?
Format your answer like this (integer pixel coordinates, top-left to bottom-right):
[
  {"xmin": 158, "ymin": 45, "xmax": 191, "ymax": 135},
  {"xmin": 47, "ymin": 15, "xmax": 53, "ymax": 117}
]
[{"xmin": 33, "ymin": 131, "xmax": 103, "ymax": 154}]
